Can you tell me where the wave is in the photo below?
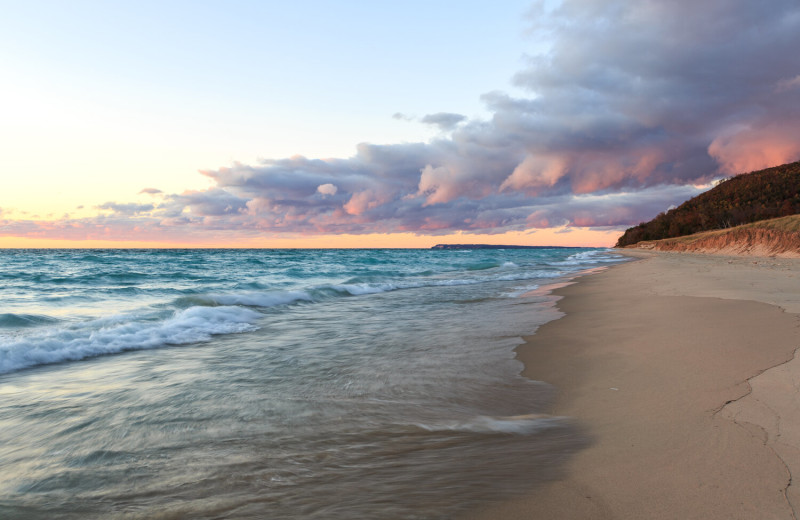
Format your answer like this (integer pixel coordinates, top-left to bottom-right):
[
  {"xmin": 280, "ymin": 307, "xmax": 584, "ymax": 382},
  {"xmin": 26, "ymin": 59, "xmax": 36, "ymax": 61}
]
[
  {"xmin": 549, "ymin": 249, "xmax": 624, "ymax": 266},
  {"xmin": 29, "ymin": 271, "xmax": 152, "ymax": 285},
  {"xmin": 208, "ymin": 290, "xmax": 314, "ymax": 307},
  {"xmin": 494, "ymin": 270, "xmax": 561, "ymax": 281},
  {"xmin": 0, "ymin": 313, "xmax": 61, "ymax": 329},
  {"xmin": 502, "ymin": 284, "xmax": 541, "ymax": 298},
  {"xmin": 0, "ymin": 249, "xmax": 628, "ymax": 375},
  {"xmin": 466, "ymin": 261, "xmax": 502, "ymax": 271},
  {"xmin": 171, "ymin": 270, "xmax": 574, "ymax": 311},
  {"xmin": 322, "ymin": 283, "xmax": 399, "ymax": 296},
  {"xmin": 415, "ymin": 413, "xmax": 564, "ymax": 435},
  {"xmin": 0, "ymin": 306, "xmax": 262, "ymax": 375}
]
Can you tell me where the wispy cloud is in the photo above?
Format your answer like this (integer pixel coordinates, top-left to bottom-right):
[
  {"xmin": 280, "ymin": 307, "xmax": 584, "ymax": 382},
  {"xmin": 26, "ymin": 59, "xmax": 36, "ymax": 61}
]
[{"xmin": 3, "ymin": 0, "xmax": 799, "ymax": 244}]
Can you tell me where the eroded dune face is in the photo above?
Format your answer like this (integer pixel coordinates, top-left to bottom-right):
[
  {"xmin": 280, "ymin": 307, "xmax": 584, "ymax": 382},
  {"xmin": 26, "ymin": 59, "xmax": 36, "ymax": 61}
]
[{"xmin": 632, "ymin": 228, "xmax": 800, "ymax": 258}]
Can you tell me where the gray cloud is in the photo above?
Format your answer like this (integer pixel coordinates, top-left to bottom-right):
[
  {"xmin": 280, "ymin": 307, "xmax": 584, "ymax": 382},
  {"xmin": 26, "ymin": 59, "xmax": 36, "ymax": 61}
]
[
  {"xmin": 421, "ymin": 112, "xmax": 467, "ymax": 131},
  {"xmin": 96, "ymin": 202, "xmax": 155, "ymax": 216}
]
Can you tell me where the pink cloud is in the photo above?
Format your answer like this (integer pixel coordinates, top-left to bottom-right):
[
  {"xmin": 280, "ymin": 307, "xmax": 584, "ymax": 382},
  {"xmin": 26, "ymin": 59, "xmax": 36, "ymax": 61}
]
[
  {"xmin": 343, "ymin": 189, "xmax": 391, "ymax": 216},
  {"xmin": 500, "ymin": 155, "xmax": 567, "ymax": 194},
  {"xmin": 708, "ymin": 123, "xmax": 800, "ymax": 175},
  {"xmin": 417, "ymin": 165, "xmax": 461, "ymax": 205}
]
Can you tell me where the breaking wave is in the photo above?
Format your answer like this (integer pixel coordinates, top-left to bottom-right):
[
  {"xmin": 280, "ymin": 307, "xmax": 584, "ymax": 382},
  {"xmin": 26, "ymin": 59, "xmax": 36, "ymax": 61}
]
[{"xmin": 0, "ymin": 306, "xmax": 261, "ymax": 374}]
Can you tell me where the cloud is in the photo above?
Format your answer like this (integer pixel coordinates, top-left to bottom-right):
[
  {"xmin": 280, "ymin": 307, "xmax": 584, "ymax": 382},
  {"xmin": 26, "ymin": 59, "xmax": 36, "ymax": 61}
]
[
  {"xmin": 776, "ymin": 74, "xmax": 800, "ymax": 94},
  {"xmin": 708, "ymin": 122, "xmax": 800, "ymax": 175},
  {"xmin": 420, "ymin": 112, "xmax": 467, "ymax": 131},
  {"xmin": 2, "ymin": 0, "xmax": 799, "ymax": 244},
  {"xmin": 316, "ymin": 183, "xmax": 338, "ymax": 196},
  {"xmin": 139, "ymin": 188, "xmax": 163, "ymax": 195},
  {"xmin": 169, "ymin": 189, "xmax": 248, "ymax": 217},
  {"xmin": 495, "ymin": 3, "xmax": 800, "ymax": 189},
  {"xmin": 500, "ymin": 155, "xmax": 567, "ymax": 194},
  {"xmin": 96, "ymin": 202, "xmax": 155, "ymax": 216}
]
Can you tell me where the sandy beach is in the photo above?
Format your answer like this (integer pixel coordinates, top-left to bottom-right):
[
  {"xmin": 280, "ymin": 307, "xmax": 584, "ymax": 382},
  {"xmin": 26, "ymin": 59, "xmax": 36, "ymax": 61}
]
[{"xmin": 467, "ymin": 251, "xmax": 800, "ymax": 519}]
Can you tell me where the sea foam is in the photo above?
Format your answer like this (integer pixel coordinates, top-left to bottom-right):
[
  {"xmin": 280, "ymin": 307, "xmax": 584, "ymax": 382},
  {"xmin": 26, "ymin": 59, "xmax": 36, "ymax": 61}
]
[
  {"xmin": 209, "ymin": 290, "xmax": 313, "ymax": 307},
  {"xmin": 0, "ymin": 306, "xmax": 261, "ymax": 374},
  {"xmin": 415, "ymin": 414, "xmax": 564, "ymax": 435},
  {"xmin": 0, "ymin": 247, "xmax": 628, "ymax": 375}
]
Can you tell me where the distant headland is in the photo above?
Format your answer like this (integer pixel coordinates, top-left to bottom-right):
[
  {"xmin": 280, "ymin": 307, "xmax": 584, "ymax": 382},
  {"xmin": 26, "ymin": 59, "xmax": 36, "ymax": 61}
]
[{"xmin": 431, "ymin": 244, "xmax": 572, "ymax": 250}]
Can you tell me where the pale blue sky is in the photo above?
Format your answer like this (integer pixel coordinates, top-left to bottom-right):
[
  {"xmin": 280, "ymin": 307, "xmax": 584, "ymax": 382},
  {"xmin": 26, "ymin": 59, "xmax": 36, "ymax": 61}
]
[{"xmin": 1, "ymin": 0, "xmax": 534, "ymax": 217}]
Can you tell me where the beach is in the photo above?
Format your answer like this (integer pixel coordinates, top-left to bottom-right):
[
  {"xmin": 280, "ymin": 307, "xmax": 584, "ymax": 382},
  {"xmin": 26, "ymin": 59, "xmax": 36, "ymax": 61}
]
[{"xmin": 468, "ymin": 251, "xmax": 800, "ymax": 519}]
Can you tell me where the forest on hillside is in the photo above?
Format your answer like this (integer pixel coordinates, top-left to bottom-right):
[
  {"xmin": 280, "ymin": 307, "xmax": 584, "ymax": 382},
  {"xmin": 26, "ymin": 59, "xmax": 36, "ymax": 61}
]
[{"xmin": 616, "ymin": 161, "xmax": 800, "ymax": 247}]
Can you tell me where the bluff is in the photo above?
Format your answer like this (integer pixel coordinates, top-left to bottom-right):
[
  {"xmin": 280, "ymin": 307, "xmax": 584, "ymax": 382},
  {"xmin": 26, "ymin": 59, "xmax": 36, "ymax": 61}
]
[
  {"xmin": 624, "ymin": 215, "xmax": 800, "ymax": 258},
  {"xmin": 616, "ymin": 161, "xmax": 800, "ymax": 247}
]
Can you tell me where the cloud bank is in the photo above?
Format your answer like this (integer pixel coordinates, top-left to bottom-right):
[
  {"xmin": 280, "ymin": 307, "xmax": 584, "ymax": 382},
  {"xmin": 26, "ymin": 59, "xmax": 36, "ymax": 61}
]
[{"xmin": 3, "ymin": 0, "xmax": 800, "ymax": 244}]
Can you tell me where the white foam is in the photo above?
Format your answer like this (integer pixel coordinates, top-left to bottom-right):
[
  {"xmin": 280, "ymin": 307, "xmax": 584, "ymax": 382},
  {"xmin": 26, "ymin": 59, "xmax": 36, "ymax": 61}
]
[
  {"xmin": 187, "ymin": 260, "xmax": 599, "ymax": 308},
  {"xmin": 427, "ymin": 279, "xmax": 480, "ymax": 287},
  {"xmin": 210, "ymin": 290, "xmax": 313, "ymax": 307},
  {"xmin": 503, "ymin": 284, "xmax": 541, "ymax": 298},
  {"xmin": 325, "ymin": 283, "xmax": 398, "ymax": 296},
  {"xmin": 550, "ymin": 249, "xmax": 623, "ymax": 267},
  {"xmin": 415, "ymin": 413, "xmax": 563, "ymax": 435},
  {"xmin": 0, "ymin": 306, "xmax": 262, "ymax": 374},
  {"xmin": 494, "ymin": 271, "xmax": 561, "ymax": 282}
]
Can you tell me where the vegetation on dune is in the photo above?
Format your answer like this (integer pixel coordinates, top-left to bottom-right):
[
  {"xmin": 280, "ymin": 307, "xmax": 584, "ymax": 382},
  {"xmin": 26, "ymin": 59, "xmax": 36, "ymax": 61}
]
[
  {"xmin": 659, "ymin": 214, "xmax": 800, "ymax": 244},
  {"xmin": 615, "ymin": 161, "xmax": 800, "ymax": 247},
  {"xmin": 633, "ymin": 214, "xmax": 800, "ymax": 245},
  {"xmin": 624, "ymin": 215, "xmax": 800, "ymax": 257}
]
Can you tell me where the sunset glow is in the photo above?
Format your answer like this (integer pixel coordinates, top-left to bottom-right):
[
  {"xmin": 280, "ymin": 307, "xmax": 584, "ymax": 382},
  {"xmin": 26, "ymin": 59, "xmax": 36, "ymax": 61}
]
[{"xmin": 0, "ymin": 228, "xmax": 620, "ymax": 249}]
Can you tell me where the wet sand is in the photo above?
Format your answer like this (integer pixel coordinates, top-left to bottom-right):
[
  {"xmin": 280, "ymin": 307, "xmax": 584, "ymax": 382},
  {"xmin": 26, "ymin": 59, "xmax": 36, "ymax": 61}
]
[{"xmin": 467, "ymin": 251, "xmax": 800, "ymax": 519}]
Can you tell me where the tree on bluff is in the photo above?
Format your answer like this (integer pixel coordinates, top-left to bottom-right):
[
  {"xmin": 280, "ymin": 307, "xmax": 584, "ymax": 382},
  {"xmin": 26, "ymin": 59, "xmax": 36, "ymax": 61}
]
[{"xmin": 616, "ymin": 161, "xmax": 800, "ymax": 247}]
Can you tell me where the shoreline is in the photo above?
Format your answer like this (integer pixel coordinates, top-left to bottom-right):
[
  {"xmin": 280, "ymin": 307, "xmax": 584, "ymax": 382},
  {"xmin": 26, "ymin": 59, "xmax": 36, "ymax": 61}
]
[{"xmin": 466, "ymin": 251, "xmax": 800, "ymax": 519}]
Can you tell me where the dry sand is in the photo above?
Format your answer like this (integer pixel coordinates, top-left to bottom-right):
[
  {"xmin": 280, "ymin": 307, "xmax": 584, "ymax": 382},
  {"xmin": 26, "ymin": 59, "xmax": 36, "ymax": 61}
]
[{"xmin": 466, "ymin": 251, "xmax": 800, "ymax": 519}]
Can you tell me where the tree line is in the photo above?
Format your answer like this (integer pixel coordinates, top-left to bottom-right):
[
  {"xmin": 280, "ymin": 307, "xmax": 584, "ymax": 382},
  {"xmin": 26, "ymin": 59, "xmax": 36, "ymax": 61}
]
[{"xmin": 616, "ymin": 161, "xmax": 800, "ymax": 247}]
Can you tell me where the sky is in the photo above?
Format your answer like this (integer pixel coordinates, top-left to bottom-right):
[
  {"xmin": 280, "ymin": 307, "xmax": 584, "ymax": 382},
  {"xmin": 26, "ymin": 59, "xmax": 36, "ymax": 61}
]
[{"xmin": 1, "ymin": 0, "xmax": 799, "ymax": 248}]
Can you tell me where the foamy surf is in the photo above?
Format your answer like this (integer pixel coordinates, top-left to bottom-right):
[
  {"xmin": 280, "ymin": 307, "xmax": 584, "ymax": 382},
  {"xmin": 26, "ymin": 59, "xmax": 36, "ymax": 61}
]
[
  {"xmin": 0, "ymin": 249, "xmax": 628, "ymax": 376},
  {"xmin": 415, "ymin": 413, "xmax": 565, "ymax": 434},
  {"xmin": 551, "ymin": 248, "xmax": 625, "ymax": 266},
  {"xmin": 0, "ymin": 305, "xmax": 262, "ymax": 374},
  {"xmin": 205, "ymin": 290, "xmax": 314, "ymax": 307}
]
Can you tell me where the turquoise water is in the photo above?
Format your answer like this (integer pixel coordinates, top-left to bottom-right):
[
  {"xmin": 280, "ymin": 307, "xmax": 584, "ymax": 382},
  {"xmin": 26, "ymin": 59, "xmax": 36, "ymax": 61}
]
[{"xmin": 0, "ymin": 248, "xmax": 626, "ymax": 519}]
